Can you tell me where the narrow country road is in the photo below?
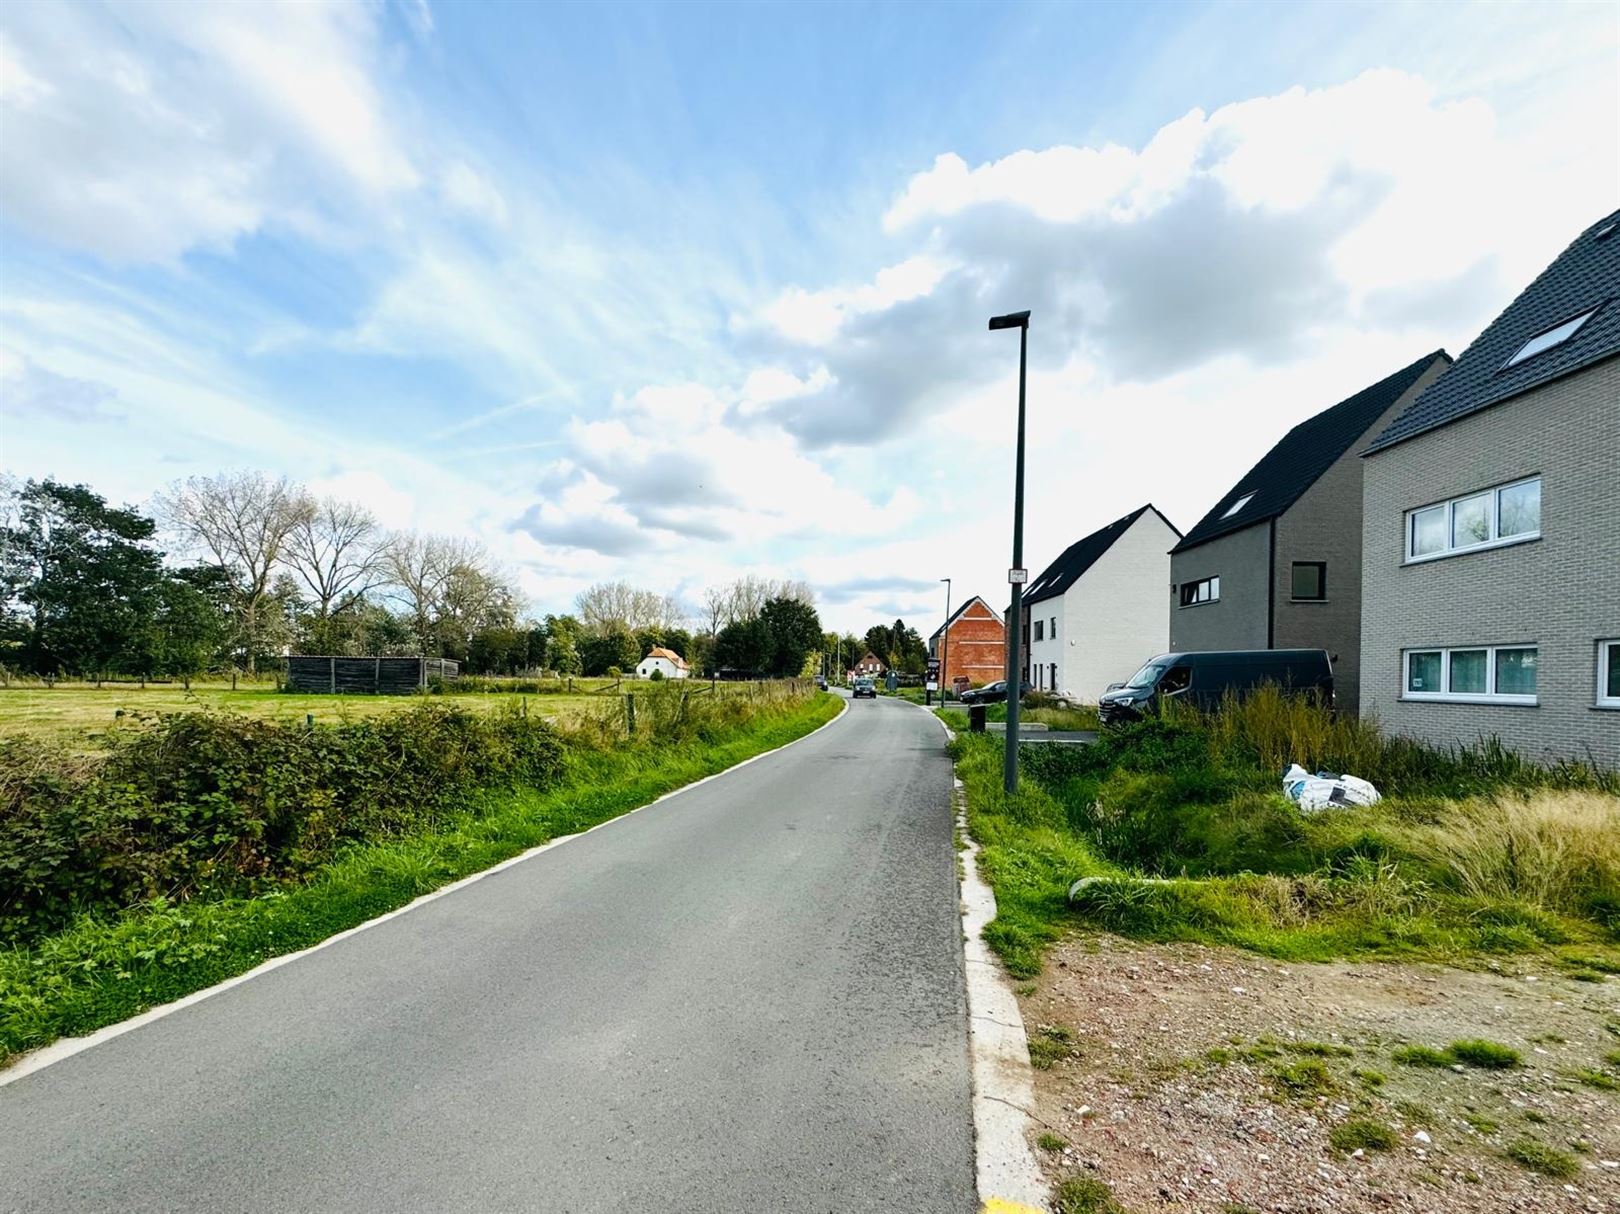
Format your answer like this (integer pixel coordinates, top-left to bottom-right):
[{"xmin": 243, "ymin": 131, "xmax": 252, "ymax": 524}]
[{"xmin": 0, "ymin": 695, "xmax": 975, "ymax": 1213}]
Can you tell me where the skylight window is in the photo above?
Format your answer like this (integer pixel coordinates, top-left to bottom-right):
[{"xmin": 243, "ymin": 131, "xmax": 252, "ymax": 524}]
[
  {"xmin": 1503, "ymin": 308, "xmax": 1596, "ymax": 368},
  {"xmin": 1595, "ymin": 222, "xmax": 1617, "ymax": 241},
  {"xmin": 1221, "ymin": 492, "xmax": 1255, "ymax": 519}
]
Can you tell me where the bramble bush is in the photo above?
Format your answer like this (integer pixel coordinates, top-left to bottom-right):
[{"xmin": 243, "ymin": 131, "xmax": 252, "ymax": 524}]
[{"xmin": 0, "ymin": 705, "xmax": 566, "ymax": 944}]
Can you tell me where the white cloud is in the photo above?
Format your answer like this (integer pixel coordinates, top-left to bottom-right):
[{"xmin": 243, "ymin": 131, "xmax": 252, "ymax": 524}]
[
  {"xmin": 0, "ymin": 0, "xmax": 413, "ymax": 262},
  {"xmin": 756, "ymin": 255, "xmax": 950, "ymax": 345},
  {"xmin": 440, "ymin": 160, "xmax": 509, "ymax": 227}
]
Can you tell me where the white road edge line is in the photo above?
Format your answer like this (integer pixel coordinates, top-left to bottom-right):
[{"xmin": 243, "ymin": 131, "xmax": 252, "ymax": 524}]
[
  {"xmin": 911, "ymin": 700, "xmax": 1050, "ymax": 1212},
  {"xmin": 1, "ymin": 695, "xmax": 852, "ymax": 1087}
]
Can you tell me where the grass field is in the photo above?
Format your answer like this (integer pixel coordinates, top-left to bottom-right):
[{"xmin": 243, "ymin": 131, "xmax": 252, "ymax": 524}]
[{"xmin": 0, "ymin": 678, "xmax": 731, "ymax": 741}]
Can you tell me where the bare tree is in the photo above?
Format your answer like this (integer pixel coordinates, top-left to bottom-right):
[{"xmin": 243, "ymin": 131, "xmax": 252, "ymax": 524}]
[
  {"xmin": 701, "ymin": 583, "xmax": 733, "ymax": 635},
  {"xmin": 283, "ymin": 497, "xmax": 384, "ymax": 627},
  {"xmin": 384, "ymin": 533, "xmax": 461, "ymax": 656},
  {"xmin": 383, "ymin": 533, "xmax": 519, "ymax": 657},
  {"xmin": 575, "ymin": 581, "xmax": 685, "ymax": 635},
  {"xmin": 157, "ymin": 472, "xmax": 311, "ymax": 673}
]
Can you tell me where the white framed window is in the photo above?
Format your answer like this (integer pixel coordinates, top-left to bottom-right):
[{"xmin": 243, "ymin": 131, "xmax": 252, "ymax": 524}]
[
  {"xmin": 1502, "ymin": 308, "xmax": 1597, "ymax": 368},
  {"xmin": 1179, "ymin": 575, "xmax": 1220, "ymax": 607},
  {"xmin": 1405, "ymin": 477, "xmax": 1540, "ymax": 563},
  {"xmin": 1403, "ymin": 645, "xmax": 1538, "ymax": 705},
  {"xmin": 1599, "ymin": 640, "xmax": 1620, "ymax": 709}
]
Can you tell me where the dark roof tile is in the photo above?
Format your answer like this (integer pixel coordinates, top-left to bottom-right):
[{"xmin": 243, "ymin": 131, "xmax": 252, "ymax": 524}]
[
  {"xmin": 1172, "ymin": 350, "xmax": 1450, "ymax": 553},
  {"xmin": 1365, "ymin": 208, "xmax": 1620, "ymax": 453},
  {"xmin": 1024, "ymin": 504, "xmax": 1178, "ymax": 607}
]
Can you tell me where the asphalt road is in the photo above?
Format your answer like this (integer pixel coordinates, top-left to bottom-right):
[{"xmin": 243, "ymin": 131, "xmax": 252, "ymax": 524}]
[{"xmin": 0, "ymin": 694, "xmax": 974, "ymax": 1213}]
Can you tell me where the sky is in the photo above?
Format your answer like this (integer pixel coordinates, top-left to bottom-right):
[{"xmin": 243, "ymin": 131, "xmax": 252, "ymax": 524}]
[{"xmin": 1, "ymin": 0, "xmax": 1616, "ymax": 632}]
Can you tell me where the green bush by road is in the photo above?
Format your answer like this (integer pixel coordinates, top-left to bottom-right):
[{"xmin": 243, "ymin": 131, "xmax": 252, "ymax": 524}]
[
  {"xmin": 1, "ymin": 685, "xmax": 838, "ymax": 1064},
  {"xmin": 950, "ymin": 689, "xmax": 1620, "ymax": 978}
]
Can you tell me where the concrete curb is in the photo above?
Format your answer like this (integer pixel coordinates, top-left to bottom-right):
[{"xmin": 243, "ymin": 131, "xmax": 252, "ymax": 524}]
[
  {"xmin": 2, "ymin": 695, "xmax": 852, "ymax": 1087},
  {"xmin": 913, "ymin": 703, "xmax": 1050, "ymax": 1213}
]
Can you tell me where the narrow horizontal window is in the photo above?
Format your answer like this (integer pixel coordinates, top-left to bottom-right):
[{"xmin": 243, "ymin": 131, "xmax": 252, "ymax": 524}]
[
  {"xmin": 1402, "ymin": 645, "xmax": 1538, "ymax": 704},
  {"xmin": 1179, "ymin": 575, "xmax": 1220, "ymax": 607},
  {"xmin": 1405, "ymin": 477, "xmax": 1541, "ymax": 562}
]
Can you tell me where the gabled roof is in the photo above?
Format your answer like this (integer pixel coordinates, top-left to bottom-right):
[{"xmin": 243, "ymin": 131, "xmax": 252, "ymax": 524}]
[
  {"xmin": 1024, "ymin": 504, "xmax": 1180, "ymax": 607},
  {"xmin": 1366, "ymin": 209, "xmax": 1620, "ymax": 454},
  {"xmin": 1172, "ymin": 351, "xmax": 1450, "ymax": 553},
  {"xmin": 644, "ymin": 646, "xmax": 687, "ymax": 667},
  {"xmin": 928, "ymin": 595, "xmax": 1002, "ymax": 643}
]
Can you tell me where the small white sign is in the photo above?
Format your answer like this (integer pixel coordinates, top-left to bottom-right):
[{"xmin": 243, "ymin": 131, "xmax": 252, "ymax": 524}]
[
  {"xmin": 926, "ymin": 681, "xmax": 939, "ymax": 691},
  {"xmin": 1008, "ymin": 567, "xmax": 1028, "ymax": 584}
]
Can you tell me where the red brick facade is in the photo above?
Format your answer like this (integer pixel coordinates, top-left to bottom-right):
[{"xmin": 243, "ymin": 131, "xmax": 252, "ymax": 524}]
[{"xmin": 931, "ymin": 597, "xmax": 1006, "ymax": 687}]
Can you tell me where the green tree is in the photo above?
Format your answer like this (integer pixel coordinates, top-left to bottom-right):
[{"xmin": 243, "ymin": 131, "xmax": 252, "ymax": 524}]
[
  {"xmin": 759, "ymin": 595, "xmax": 822, "ymax": 677},
  {"xmin": 714, "ymin": 616, "xmax": 770, "ymax": 674},
  {"xmin": 1, "ymin": 479, "xmax": 165, "ymax": 676},
  {"xmin": 580, "ymin": 624, "xmax": 639, "ymax": 676},
  {"xmin": 147, "ymin": 574, "xmax": 227, "ymax": 684},
  {"xmin": 546, "ymin": 630, "xmax": 581, "ymax": 675},
  {"xmin": 662, "ymin": 627, "xmax": 692, "ymax": 660}
]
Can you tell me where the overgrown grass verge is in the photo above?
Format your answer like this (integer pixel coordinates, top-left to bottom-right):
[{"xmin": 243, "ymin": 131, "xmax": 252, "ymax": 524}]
[
  {"xmin": 949, "ymin": 689, "xmax": 1620, "ymax": 977},
  {"xmin": 0, "ymin": 691, "xmax": 839, "ymax": 1065}
]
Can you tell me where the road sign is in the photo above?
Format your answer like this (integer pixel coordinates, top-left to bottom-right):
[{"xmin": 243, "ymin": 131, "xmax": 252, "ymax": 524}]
[{"xmin": 1008, "ymin": 567, "xmax": 1028, "ymax": 584}]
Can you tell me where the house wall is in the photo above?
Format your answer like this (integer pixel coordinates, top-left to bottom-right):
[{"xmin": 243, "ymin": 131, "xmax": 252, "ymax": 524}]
[
  {"xmin": 636, "ymin": 656, "xmax": 687, "ymax": 679},
  {"xmin": 936, "ymin": 600, "xmax": 1005, "ymax": 686},
  {"xmin": 1024, "ymin": 510, "xmax": 1178, "ymax": 701},
  {"xmin": 1360, "ymin": 359, "xmax": 1620, "ymax": 768},
  {"xmin": 1272, "ymin": 358, "xmax": 1447, "ymax": 714},
  {"xmin": 1169, "ymin": 524, "xmax": 1271, "ymax": 652}
]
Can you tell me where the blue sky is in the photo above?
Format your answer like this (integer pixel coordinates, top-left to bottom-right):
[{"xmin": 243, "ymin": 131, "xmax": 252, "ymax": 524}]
[{"xmin": 2, "ymin": 0, "xmax": 1616, "ymax": 629}]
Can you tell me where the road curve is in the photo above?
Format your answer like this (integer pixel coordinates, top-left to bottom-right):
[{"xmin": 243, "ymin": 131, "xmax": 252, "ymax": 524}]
[{"xmin": 0, "ymin": 694, "xmax": 974, "ymax": 1213}]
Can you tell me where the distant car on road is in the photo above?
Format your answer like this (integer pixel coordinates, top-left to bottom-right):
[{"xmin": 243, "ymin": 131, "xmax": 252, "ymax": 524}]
[
  {"xmin": 1098, "ymin": 649, "xmax": 1334, "ymax": 724},
  {"xmin": 816, "ymin": 674, "xmax": 829, "ymax": 690},
  {"xmin": 958, "ymin": 679, "xmax": 1028, "ymax": 705},
  {"xmin": 852, "ymin": 676, "xmax": 877, "ymax": 699}
]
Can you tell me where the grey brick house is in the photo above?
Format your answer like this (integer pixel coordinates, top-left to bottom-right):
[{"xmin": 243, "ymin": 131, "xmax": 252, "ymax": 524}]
[
  {"xmin": 1168, "ymin": 351, "xmax": 1452, "ymax": 713},
  {"xmin": 1360, "ymin": 209, "xmax": 1620, "ymax": 768}
]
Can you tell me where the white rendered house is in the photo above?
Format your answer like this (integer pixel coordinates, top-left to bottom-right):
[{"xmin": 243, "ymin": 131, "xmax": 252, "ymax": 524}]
[
  {"xmin": 636, "ymin": 647, "xmax": 690, "ymax": 679},
  {"xmin": 1019, "ymin": 504, "xmax": 1181, "ymax": 701}
]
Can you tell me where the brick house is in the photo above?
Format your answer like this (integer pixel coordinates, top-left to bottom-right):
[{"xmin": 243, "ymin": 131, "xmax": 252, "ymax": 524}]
[
  {"xmin": 1018, "ymin": 504, "xmax": 1181, "ymax": 701},
  {"xmin": 1168, "ymin": 351, "xmax": 1452, "ymax": 714},
  {"xmin": 927, "ymin": 596, "xmax": 1005, "ymax": 688},
  {"xmin": 1360, "ymin": 209, "xmax": 1620, "ymax": 767},
  {"xmin": 849, "ymin": 652, "xmax": 885, "ymax": 679}
]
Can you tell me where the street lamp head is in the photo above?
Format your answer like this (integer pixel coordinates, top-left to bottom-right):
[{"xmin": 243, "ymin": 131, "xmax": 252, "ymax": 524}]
[{"xmin": 988, "ymin": 310, "xmax": 1030, "ymax": 331}]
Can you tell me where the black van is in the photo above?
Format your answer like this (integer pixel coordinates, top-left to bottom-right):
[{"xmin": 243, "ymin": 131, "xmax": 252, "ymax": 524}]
[{"xmin": 1098, "ymin": 649, "xmax": 1333, "ymax": 724}]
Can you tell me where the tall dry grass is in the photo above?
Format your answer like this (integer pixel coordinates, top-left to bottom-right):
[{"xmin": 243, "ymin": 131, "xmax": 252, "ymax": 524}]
[{"xmin": 1411, "ymin": 790, "xmax": 1620, "ymax": 913}]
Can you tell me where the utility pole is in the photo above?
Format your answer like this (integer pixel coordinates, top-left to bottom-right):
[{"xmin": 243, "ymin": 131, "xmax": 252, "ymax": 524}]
[
  {"xmin": 939, "ymin": 577, "xmax": 952, "ymax": 702},
  {"xmin": 989, "ymin": 309, "xmax": 1030, "ymax": 794}
]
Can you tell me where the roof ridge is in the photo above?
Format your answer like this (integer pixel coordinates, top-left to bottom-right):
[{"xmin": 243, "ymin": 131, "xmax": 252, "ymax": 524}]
[{"xmin": 1172, "ymin": 350, "xmax": 1448, "ymax": 553}]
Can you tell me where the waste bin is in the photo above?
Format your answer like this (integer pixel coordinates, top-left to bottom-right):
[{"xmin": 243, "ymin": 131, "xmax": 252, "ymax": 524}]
[{"xmin": 969, "ymin": 704, "xmax": 987, "ymax": 733}]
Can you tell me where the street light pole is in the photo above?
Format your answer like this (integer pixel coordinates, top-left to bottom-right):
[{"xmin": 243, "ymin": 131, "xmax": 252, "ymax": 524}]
[
  {"xmin": 939, "ymin": 577, "xmax": 952, "ymax": 702},
  {"xmin": 989, "ymin": 309, "xmax": 1030, "ymax": 794}
]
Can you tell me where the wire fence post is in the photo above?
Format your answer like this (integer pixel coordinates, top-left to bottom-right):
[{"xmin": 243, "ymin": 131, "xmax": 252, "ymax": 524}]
[{"xmin": 625, "ymin": 693, "xmax": 636, "ymax": 736}]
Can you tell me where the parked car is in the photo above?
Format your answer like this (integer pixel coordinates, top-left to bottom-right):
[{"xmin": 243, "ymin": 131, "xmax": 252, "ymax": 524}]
[
  {"xmin": 1098, "ymin": 649, "xmax": 1334, "ymax": 724},
  {"xmin": 816, "ymin": 674, "xmax": 829, "ymax": 691},
  {"xmin": 852, "ymin": 676, "xmax": 877, "ymax": 699},
  {"xmin": 958, "ymin": 679, "xmax": 1029, "ymax": 705}
]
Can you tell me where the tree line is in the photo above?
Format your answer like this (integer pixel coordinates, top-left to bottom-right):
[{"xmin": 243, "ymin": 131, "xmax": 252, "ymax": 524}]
[{"xmin": 0, "ymin": 474, "xmax": 826, "ymax": 682}]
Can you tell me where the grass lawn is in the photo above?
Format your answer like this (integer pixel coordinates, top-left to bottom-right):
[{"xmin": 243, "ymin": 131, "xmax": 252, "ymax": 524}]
[{"xmin": 0, "ymin": 678, "xmax": 731, "ymax": 742}]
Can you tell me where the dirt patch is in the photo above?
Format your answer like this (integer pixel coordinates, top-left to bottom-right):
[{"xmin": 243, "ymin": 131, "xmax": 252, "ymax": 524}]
[{"xmin": 1020, "ymin": 934, "xmax": 1619, "ymax": 1212}]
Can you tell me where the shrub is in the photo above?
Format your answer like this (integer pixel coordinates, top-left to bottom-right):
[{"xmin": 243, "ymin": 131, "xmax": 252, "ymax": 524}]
[{"xmin": 0, "ymin": 706, "xmax": 569, "ymax": 944}]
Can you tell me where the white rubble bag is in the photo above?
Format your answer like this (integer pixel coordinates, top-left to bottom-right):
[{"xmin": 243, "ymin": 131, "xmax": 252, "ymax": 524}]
[{"xmin": 1282, "ymin": 763, "xmax": 1381, "ymax": 811}]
